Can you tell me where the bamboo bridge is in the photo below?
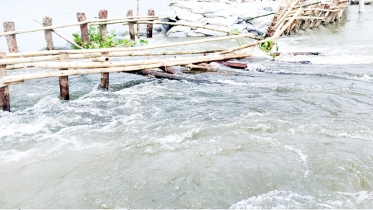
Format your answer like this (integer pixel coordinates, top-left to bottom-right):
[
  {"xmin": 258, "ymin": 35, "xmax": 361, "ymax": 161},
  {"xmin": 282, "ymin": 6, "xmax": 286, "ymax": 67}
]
[{"xmin": 0, "ymin": 0, "xmax": 349, "ymax": 112}]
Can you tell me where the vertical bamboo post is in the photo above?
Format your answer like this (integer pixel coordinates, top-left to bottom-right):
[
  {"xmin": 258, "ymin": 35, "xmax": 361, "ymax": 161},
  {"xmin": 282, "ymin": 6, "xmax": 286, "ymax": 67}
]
[
  {"xmin": 100, "ymin": 54, "xmax": 109, "ymax": 90},
  {"xmin": 99, "ymin": 9, "xmax": 109, "ymax": 90},
  {"xmin": 359, "ymin": 0, "xmax": 364, "ymax": 13},
  {"xmin": 3, "ymin": 21, "xmax": 18, "ymax": 53},
  {"xmin": 147, "ymin": 9, "xmax": 154, "ymax": 38},
  {"xmin": 59, "ymin": 52, "xmax": 69, "ymax": 100},
  {"xmin": 137, "ymin": 0, "xmax": 140, "ymax": 38},
  {"xmin": 127, "ymin": 10, "xmax": 136, "ymax": 41},
  {"xmin": 43, "ymin": 16, "xmax": 54, "ymax": 50},
  {"xmin": 77, "ymin": 13, "xmax": 89, "ymax": 44},
  {"xmin": 99, "ymin": 10, "xmax": 108, "ymax": 40},
  {"xmin": 0, "ymin": 52, "xmax": 10, "ymax": 112}
]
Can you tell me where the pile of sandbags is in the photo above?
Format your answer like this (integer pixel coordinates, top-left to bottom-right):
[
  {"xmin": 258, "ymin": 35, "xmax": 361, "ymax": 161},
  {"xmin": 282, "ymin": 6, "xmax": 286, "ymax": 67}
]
[{"xmin": 161, "ymin": 0, "xmax": 279, "ymax": 38}]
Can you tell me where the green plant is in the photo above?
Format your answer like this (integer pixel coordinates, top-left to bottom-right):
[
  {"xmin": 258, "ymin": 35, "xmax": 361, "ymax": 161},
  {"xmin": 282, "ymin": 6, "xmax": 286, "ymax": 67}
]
[
  {"xmin": 72, "ymin": 26, "xmax": 147, "ymax": 49},
  {"xmin": 259, "ymin": 40, "xmax": 276, "ymax": 58},
  {"xmin": 229, "ymin": 28, "xmax": 241, "ymax": 36}
]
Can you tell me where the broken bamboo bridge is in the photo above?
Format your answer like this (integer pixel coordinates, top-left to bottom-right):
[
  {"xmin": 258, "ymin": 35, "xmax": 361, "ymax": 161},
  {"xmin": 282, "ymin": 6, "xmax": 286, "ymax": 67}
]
[{"xmin": 0, "ymin": 0, "xmax": 349, "ymax": 112}]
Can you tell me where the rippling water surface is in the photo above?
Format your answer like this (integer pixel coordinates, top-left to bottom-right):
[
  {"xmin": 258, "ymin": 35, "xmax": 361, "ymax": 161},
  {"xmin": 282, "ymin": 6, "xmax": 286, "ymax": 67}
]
[{"xmin": 0, "ymin": 1, "xmax": 373, "ymax": 208}]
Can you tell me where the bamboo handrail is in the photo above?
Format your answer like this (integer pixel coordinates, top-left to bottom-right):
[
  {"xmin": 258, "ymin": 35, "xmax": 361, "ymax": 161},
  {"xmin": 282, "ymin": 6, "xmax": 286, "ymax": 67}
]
[
  {"xmin": 138, "ymin": 21, "xmax": 231, "ymax": 34},
  {"xmin": 33, "ymin": 19, "xmax": 83, "ymax": 49},
  {"xmin": 6, "ymin": 33, "xmax": 257, "ymax": 58},
  {"xmin": 0, "ymin": 53, "xmax": 251, "ymax": 87},
  {"xmin": 33, "ymin": 54, "xmax": 230, "ymax": 69},
  {"xmin": 3, "ymin": 49, "xmax": 225, "ymax": 66},
  {"xmin": 0, "ymin": 16, "xmax": 163, "ymax": 37}
]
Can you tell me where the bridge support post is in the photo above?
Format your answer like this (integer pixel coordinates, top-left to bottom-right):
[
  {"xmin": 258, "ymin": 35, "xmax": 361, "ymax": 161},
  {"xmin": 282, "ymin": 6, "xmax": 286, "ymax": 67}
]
[
  {"xmin": 99, "ymin": 9, "xmax": 109, "ymax": 90},
  {"xmin": 77, "ymin": 13, "xmax": 89, "ymax": 44},
  {"xmin": 127, "ymin": 10, "xmax": 136, "ymax": 41},
  {"xmin": 0, "ymin": 52, "xmax": 10, "ymax": 112},
  {"xmin": 3, "ymin": 21, "xmax": 18, "ymax": 53},
  {"xmin": 147, "ymin": 9, "xmax": 154, "ymax": 38},
  {"xmin": 43, "ymin": 16, "xmax": 54, "ymax": 50},
  {"xmin": 59, "ymin": 52, "xmax": 69, "ymax": 100}
]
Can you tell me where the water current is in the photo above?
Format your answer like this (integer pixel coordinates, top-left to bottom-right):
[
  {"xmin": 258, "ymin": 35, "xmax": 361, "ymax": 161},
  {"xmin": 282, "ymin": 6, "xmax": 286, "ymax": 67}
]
[{"xmin": 0, "ymin": 0, "xmax": 373, "ymax": 208}]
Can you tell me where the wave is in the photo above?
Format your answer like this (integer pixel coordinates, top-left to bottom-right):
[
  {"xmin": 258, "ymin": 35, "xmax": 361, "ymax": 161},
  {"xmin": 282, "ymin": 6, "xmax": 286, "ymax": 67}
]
[{"xmin": 230, "ymin": 190, "xmax": 373, "ymax": 209}]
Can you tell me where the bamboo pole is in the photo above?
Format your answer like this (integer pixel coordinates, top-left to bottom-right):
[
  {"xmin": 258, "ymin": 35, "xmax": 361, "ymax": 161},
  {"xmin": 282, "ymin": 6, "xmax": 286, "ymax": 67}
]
[
  {"xmin": 265, "ymin": 5, "xmax": 285, "ymax": 38},
  {"xmin": 275, "ymin": 0, "xmax": 301, "ymax": 29},
  {"xmin": 0, "ymin": 53, "xmax": 251, "ymax": 87},
  {"xmin": 309, "ymin": 4, "xmax": 326, "ymax": 28},
  {"xmin": 3, "ymin": 21, "xmax": 18, "ymax": 53},
  {"xmin": 139, "ymin": 21, "xmax": 231, "ymax": 34},
  {"xmin": 59, "ymin": 53, "xmax": 69, "ymax": 100},
  {"xmin": 33, "ymin": 19, "xmax": 83, "ymax": 49},
  {"xmin": 2, "ymin": 49, "xmax": 224, "ymax": 65},
  {"xmin": 77, "ymin": 13, "xmax": 89, "ymax": 44},
  {"xmin": 127, "ymin": 10, "xmax": 136, "ymax": 41},
  {"xmin": 315, "ymin": 5, "xmax": 330, "ymax": 27},
  {"xmin": 6, "ymin": 33, "xmax": 257, "ymax": 57},
  {"xmin": 0, "ymin": 52, "xmax": 10, "ymax": 111},
  {"xmin": 43, "ymin": 17, "xmax": 54, "ymax": 50},
  {"xmin": 34, "ymin": 54, "xmax": 246, "ymax": 69},
  {"xmin": 89, "ymin": 17, "xmax": 163, "ymax": 26},
  {"xmin": 0, "ymin": 16, "xmax": 163, "ymax": 37},
  {"xmin": 147, "ymin": 9, "xmax": 155, "ymax": 38}
]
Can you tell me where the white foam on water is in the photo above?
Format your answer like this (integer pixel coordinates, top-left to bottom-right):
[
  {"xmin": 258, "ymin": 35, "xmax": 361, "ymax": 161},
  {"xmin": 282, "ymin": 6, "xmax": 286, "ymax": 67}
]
[
  {"xmin": 245, "ymin": 63, "xmax": 267, "ymax": 72},
  {"xmin": 152, "ymin": 128, "xmax": 201, "ymax": 144},
  {"xmin": 216, "ymin": 79, "xmax": 248, "ymax": 86},
  {"xmin": 0, "ymin": 148, "xmax": 38, "ymax": 163},
  {"xmin": 284, "ymin": 145, "xmax": 309, "ymax": 178},
  {"xmin": 230, "ymin": 190, "xmax": 315, "ymax": 209},
  {"xmin": 230, "ymin": 190, "xmax": 373, "ymax": 209}
]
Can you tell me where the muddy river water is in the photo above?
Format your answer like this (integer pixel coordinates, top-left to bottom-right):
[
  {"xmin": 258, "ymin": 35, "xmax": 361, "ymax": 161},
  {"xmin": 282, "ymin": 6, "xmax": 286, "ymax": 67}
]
[{"xmin": 0, "ymin": 0, "xmax": 373, "ymax": 208}]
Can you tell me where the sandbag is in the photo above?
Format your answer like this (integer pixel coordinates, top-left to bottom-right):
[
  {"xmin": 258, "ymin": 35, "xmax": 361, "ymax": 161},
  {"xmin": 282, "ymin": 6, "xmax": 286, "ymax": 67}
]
[
  {"xmin": 169, "ymin": 1, "xmax": 226, "ymax": 14},
  {"xmin": 178, "ymin": 19, "xmax": 207, "ymax": 29},
  {"xmin": 171, "ymin": 6, "xmax": 204, "ymax": 22},
  {"xmin": 230, "ymin": 24, "xmax": 247, "ymax": 32},
  {"xmin": 166, "ymin": 26, "xmax": 192, "ymax": 37},
  {"xmin": 167, "ymin": 31, "xmax": 188, "ymax": 38},
  {"xmin": 186, "ymin": 31, "xmax": 206, "ymax": 37},
  {"xmin": 205, "ymin": 15, "xmax": 237, "ymax": 27},
  {"xmin": 203, "ymin": 9, "xmax": 235, "ymax": 18},
  {"xmin": 195, "ymin": 25, "xmax": 228, "ymax": 36}
]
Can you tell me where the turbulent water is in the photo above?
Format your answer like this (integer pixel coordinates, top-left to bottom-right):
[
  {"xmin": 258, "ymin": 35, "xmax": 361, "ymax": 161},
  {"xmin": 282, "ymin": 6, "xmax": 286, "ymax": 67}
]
[{"xmin": 1, "ymin": 1, "xmax": 373, "ymax": 208}]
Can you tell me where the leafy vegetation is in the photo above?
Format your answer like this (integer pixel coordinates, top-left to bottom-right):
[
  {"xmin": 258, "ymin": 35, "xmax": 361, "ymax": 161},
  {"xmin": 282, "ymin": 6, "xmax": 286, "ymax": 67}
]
[
  {"xmin": 259, "ymin": 40, "xmax": 277, "ymax": 58},
  {"xmin": 72, "ymin": 26, "xmax": 148, "ymax": 49}
]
